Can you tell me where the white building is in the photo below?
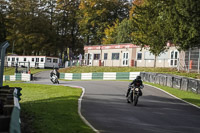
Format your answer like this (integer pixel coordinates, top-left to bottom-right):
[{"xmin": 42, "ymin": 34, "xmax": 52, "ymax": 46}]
[
  {"xmin": 84, "ymin": 43, "xmax": 179, "ymax": 68},
  {"xmin": 6, "ymin": 55, "xmax": 60, "ymax": 68}
]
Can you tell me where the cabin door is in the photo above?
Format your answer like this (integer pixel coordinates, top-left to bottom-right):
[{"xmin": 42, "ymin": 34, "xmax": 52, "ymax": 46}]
[{"xmin": 122, "ymin": 52, "xmax": 129, "ymax": 66}]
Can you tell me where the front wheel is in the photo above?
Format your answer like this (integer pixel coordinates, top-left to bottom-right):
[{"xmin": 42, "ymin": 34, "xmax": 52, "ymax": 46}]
[
  {"xmin": 127, "ymin": 91, "xmax": 133, "ymax": 103},
  {"xmin": 134, "ymin": 95, "xmax": 139, "ymax": 106}
]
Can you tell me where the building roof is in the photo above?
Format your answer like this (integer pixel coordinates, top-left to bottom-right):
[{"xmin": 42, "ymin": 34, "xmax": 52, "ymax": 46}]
[
  {"xmin": 84, "ymin": 43, "xmax": 140, "ymax": 50},
  {"xmin": 7, "ymin": 55, "xmax": 59, "ymax": 58}
]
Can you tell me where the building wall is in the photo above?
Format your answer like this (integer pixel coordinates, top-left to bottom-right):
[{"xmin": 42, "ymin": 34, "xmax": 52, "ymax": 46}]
[
  {"xmin": 87, "ymin": 47, "xmax": 135, "ymax": 67},
  {"xmin": 135, "ymin": 46, "xmax": 179, "ymax": 67},
  {"xmin": 84, "ymin": 44, "xmax": 180, "ymax": 68}
]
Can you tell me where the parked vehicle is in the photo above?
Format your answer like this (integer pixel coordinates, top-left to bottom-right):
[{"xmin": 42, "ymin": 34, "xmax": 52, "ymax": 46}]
[{"xmin": 127, "ymin": 85, "xmax": 142, "ymax": 106}]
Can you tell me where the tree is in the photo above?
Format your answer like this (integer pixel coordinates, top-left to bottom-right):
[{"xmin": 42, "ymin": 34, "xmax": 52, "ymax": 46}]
[
  {"xmin": 165, "ymin": 0, "xmax": 200, "ymax": 50},
  {"xmin": 78, "ymin": 0, "xmax": 131, "ymax": 45},
  {"xmin": 56, "ymin": 0, "xmax": 83, "ymax": 58},
  {"xmin": 131, "ymin": 0, "xmax": 172, "ymax": 67},
  {"xmin": 103, "ymin": 18, "xmax": 135, "ymax": 44},
  {"xmin": 0, "ymin": 0, "xmax": 9, "ymax": 43}
]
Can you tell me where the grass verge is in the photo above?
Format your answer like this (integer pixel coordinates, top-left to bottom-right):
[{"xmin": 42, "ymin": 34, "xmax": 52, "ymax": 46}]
[
  {"xmin": 144, "ymin": 82, "xmax": 200, "ymax": 107},
  {"xmin": 3, "ymin": 82, "xmax": 95, "ymax": 133}
]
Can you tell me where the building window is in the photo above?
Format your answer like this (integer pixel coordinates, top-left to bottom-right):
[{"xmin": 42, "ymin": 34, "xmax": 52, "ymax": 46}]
[
  {"xmin": 104, "ymin": 53, "xmax": 108, "ymax": 60},
  {"xmin": 112, "ymin": 53, "xmax": 119, "ymax": 60},
  {"xmin": 47, "ymin": 58, "xmax": 51, "ymax": 62},
  {"xmin": 41, "ymin": 58, "xmax": 44, "ymax": 62},
  {"xmin": 8, "ymin": 57, "xmax": 10, "ymax": 61},
  {"xmin": 170, "ymin": 51, "xmax": 179, "ymax": 66},
  {"xmin": 137, "ymin": 53, "xmax": 142, "ymax": 60},
  {"xmin": 32, "ymin": 58, "xmax": 35, "ymax": 62},
  {"xmin": 36, "ymin": 58, "xmax": 39, "ymax": 62},
  {"xmin": 12, "ymin": 58, "xmax": 15, "ymax": 61},
  {"xmin": 94, "ymin": 54, "xmax": 100, "ymax": 60}
]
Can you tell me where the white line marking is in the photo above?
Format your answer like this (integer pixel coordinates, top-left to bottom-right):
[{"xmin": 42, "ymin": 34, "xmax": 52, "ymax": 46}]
[
  {"xmin": 145, "ymin": 84, "xmax": 200, "ymax": 110},
  {"xmin": 64, "ymin": 85, "xmax": 100, "ymax": 133}
]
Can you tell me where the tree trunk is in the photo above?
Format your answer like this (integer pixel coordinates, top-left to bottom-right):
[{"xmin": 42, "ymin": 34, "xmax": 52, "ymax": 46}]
[{"xmin": 154, "ymin": 55, "xmax": 157, "ymax": 68}]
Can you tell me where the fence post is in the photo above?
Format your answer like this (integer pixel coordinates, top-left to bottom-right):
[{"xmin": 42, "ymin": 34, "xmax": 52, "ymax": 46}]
[
  {"xmin": 177, "ymin": 58, "xmax": 180, "ymax": 71},
  {"xmin": 187, "ymin": 48, "xmax": 191, "ymax": 73}
]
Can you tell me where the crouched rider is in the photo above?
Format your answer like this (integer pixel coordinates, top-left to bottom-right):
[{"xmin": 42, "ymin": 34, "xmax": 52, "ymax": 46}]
[{"xmin": 126, "ymin": 76, "xmax": 144, "ymax": 97}]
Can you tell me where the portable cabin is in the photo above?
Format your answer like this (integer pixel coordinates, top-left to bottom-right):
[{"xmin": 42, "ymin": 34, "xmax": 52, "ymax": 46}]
[
  {"xmin": 6, "ymin": 55, "xmax": 60, "ymax": 68},
  {"xmin": 84, "ymin": 43, "xmax": 180, "ymax": 68}
]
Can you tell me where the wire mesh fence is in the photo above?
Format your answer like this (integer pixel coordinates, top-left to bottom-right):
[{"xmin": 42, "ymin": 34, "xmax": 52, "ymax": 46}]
[{"xmin": 179, "ymin": 47, "xmax": 200, "ymax": 73}]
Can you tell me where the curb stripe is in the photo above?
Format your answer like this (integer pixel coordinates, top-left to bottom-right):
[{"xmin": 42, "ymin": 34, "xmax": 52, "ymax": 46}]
[{"xmin": 64, "ymin": 85, "xmax": 99, "ymax": 133}]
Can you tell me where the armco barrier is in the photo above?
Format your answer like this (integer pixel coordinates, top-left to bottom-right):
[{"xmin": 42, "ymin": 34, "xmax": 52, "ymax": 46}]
[
  {"xmin": 92, "ymin": 73, "xmax": 103, "ymax": 80},
  {"xmin": 116, "ymin": 72, "xmax": 129, "ymax": 80},
  {"xmin": 3, "ymin": 73, "xmax": 31, "ymax": 81},
  {"xmin": 60, "ymin": 72, "xmax": 140, "ymax": 81},
  {"xmin": 140, "ymin": 72, "xmax": 200, "ymax": 94},
  {"xmin": 82, "ymin": 73, "xmax": 92, "ymax": 80},
  {"xmin": 129, "ymin": 72, "xmax": 140, "ymax": 80}
]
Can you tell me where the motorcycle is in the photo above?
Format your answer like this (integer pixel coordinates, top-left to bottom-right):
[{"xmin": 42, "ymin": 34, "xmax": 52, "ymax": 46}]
[
  {"xmin": 50, "ymin": 74, "xmax": 59, "ymax": 84},
  {"xmin": 127, "ymin": 85, "xmax": 142, "ymax": 106}
]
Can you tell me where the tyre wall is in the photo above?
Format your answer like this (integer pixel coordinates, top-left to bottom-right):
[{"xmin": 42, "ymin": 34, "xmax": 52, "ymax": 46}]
[{"xmin": 140, "ymin": 72, "xmax": 200, "ymax": 94}]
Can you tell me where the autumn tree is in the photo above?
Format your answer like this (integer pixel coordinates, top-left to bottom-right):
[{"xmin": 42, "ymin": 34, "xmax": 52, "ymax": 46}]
[{"xmin": 78, "ymin": 0, "xmax": 131, "ymax": 45}]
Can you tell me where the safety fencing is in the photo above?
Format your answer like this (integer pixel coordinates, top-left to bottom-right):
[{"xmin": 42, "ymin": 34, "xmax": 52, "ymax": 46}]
[
  {"xmin": 60, "ymin": 72, "xmax": 140, "ymax": 80},
  {"xmin": 3, "ymin": 73, "xmax": 32, "ymax": 81},
  {"xmin": 140, "ymin": 72, "xmax": 200, "ymax": 94}
]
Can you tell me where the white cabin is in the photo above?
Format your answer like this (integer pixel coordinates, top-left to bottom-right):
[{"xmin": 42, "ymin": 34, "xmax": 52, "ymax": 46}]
[{"xmin": 6, "ymin": 55, "xmax": 60, "ymax": 68}]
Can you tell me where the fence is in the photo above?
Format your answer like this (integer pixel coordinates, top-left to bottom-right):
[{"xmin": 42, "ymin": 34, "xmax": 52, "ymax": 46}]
[{"xmin": 178, "ymin": 48, "xmax": 200, "ymax": 73}]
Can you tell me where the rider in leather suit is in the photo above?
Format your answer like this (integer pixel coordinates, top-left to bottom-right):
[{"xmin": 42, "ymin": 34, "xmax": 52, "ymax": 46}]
[{"xmin": 126, "ymin": 76, "xmax": 144, "ymax": 97}]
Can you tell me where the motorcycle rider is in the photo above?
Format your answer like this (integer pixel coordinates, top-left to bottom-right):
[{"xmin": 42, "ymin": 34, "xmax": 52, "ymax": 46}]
[
  {"xmin": 126, "ymin": 76, "xmax": 144, "ymax": 97},
  {"xmin": 50, "ymin": 68, "xmax": 60, "ymax": 82}
]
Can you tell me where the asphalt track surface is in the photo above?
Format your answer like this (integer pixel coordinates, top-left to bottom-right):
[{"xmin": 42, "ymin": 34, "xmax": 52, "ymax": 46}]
[{"xmin": 31, "ymin": 71, "xmax": 200, "ymax": 133}]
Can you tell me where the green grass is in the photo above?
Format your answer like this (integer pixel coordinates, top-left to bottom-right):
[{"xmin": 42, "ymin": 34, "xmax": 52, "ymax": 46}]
[
  {"xmin": 59, "ymin": 66, "xmax": 200, "ymax": 79},
  {"xmin": 3, "ymin": 82, "xmax": 94, "ymax": 133},
  {"xmin": 3, "ymin": 67, "xmax": 51, "ymax": 75},
  {"xmin": 144, "ymin": 82, "xmax": 200, "ymax": 107}
]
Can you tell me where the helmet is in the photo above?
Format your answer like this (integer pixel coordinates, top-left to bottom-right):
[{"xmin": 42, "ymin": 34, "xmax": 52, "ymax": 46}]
[{"xmin": 136, "ymin": 76, "xmax": 141, "ymax": 80}]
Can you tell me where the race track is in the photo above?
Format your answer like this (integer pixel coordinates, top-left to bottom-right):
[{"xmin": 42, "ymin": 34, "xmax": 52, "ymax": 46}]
[{"xmin": 31, "ymin": 71, "xmax": 200, "ymax": 133}]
